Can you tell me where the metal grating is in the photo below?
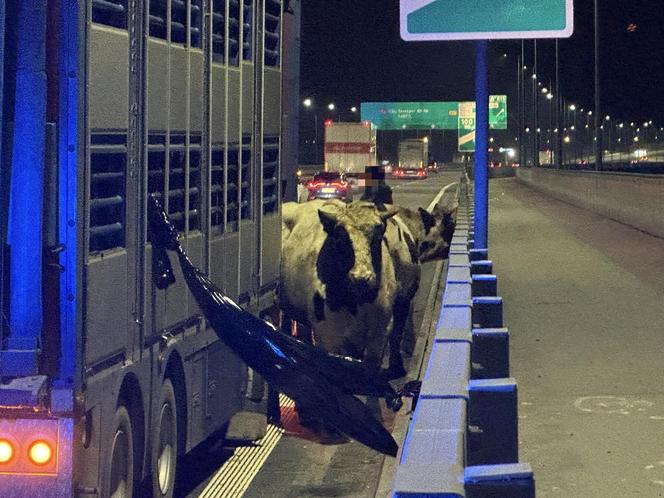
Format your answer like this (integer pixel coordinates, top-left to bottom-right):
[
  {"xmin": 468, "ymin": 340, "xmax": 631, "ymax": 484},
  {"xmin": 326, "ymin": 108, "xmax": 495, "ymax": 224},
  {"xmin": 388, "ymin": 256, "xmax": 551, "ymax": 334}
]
[
  {"xmin": 89, "ymin": 134, "xmax": 126, "ymax": 253},
  {"xmin": 227, "ymin": 146, "xmax": 239, "ymax": 230},
  {"xmin": 241, "ymin": 136, "xmax": 251, "ymax": 219},
  {"xmin": 262, "ymin": 136, "xmax": 279, "ymax": 214},
  {"xmin": 212, "ymin": 0, "xmax": 226, "ymax": 63},
  {"xmin": 228, "ymin": 0, "xmax": 241, "ymax": 65},
  {"xmin": 210, "ymin": 145, "xmax": 225, "ymax": 233},
  {"xmin": 168, "ymin": 134, "xmax": 201, "ymax": 232},
  {"xmin": 242, "ymin": 0, "xmax": 253, "ymax": 61},
  {"xmin": 264, "ymin": 0, "xmax": 281, "ymax": 67},
  {"xmin": 92, "ymin": 0, "xmax": 128, "ymax": 29}
]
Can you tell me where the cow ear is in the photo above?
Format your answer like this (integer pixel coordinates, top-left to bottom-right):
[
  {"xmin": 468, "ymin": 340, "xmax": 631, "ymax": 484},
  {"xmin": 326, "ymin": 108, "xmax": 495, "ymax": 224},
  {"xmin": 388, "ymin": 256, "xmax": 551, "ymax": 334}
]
[
  {"xmin": 379, "ymin": 206, "xmax": 398, "ymax": 221},
  {"xmin": 318, "ymin": 208, "xmax": 339, "ymax": 233},
  {"xmin": 418, "ymin": 207, "xmax": 437, "ymax": 234}
]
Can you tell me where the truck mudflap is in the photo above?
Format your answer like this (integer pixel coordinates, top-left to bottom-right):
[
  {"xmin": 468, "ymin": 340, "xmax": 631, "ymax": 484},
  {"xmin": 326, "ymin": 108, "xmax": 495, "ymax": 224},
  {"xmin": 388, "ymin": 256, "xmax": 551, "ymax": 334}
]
[{"xmin": 0, "ymin": 416, "xmax": 74, "ymax": 497}]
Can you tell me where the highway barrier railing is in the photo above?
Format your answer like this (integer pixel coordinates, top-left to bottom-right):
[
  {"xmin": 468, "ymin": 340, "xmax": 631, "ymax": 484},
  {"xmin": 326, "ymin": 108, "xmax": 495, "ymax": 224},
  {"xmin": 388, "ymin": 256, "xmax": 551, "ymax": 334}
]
[{"xmin": 392, "ymin": 176, "xmax": 535, "ymax": 497}]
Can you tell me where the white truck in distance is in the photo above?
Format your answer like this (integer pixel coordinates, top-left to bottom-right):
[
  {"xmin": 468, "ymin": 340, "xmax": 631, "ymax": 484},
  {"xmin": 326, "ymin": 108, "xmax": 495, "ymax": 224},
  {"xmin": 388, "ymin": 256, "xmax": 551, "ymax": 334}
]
[
  {"xmin": 324, "ymin": 121, "xmax": 377, "ymax": 174},
  {"xmin": 398, "ymin": 138, "xmax": 428, "ymax": 169}
]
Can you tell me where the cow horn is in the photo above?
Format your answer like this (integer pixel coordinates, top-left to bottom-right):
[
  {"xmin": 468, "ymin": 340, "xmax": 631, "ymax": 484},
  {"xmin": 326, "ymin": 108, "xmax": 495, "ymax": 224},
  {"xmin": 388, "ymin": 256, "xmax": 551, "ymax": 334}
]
[{"xmin": 318, "ymin": 208, "xmax": 339, "ymax": 233}]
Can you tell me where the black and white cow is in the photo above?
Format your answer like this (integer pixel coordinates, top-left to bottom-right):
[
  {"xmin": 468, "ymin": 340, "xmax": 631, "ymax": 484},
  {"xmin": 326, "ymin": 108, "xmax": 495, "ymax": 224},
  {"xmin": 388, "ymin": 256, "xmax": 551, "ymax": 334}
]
[
  {"xmin": 379, "ymin": 185, "xmax": 459, "ymax": 377},
  {"xmin": 280, "ymin": 200, "xmax": 398, "ymax": 428}
]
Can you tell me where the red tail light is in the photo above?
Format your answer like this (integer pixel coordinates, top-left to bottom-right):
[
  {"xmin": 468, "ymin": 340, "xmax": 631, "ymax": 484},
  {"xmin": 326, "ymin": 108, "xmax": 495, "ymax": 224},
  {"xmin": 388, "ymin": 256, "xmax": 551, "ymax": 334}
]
[
  {"xmin": 28, "ymin": 440, "xmax": 53, "ymax": 466},
  {"xmin": 0, "ymin": 439, "xmax": 15, "ymax": 464}
]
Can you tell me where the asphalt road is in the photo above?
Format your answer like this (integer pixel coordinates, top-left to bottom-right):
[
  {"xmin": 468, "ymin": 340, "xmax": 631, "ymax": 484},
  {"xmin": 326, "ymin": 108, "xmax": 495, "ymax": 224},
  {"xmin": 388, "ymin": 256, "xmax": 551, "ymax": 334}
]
[
  {"xmin": 181, "ymin": 172, "xmax": 462, "ymax": 498},
  {"xmin": 488, "ymin": 178, "xmax": 664, "ymax": 497}
]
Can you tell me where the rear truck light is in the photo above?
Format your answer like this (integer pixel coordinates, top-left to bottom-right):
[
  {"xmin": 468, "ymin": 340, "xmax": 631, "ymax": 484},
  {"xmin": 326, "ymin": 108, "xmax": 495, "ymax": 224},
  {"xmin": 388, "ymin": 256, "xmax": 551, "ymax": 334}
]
[
  {"xmin": 0, "ymin": 439, "xmax": 15, "ymax": 464},
  {"xmin": 28, "ymin": 440, "xmax": 53, "ymax": 466}
]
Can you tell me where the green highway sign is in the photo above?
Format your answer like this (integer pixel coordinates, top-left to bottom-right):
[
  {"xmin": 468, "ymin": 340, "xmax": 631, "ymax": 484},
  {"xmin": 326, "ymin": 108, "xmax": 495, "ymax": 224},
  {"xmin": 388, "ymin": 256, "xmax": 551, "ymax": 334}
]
[
  {"xmin": 400, "ymin": 0, "xmax": 574, "ymax": 41},
  {"xmin": 458, "ymin": 102, "xmax": 476, "ymax": 152},
  {"xmin": 361, "ymin": 97, "xmax": 507, "ymax": 131}
]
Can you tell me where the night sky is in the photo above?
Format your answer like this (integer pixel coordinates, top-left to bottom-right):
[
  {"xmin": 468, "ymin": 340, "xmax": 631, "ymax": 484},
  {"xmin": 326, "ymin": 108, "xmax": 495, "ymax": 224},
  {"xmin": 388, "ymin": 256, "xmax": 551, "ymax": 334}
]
[{"xmin": 299, "ymin": 1, "xmax": 664, "ymax": 126}]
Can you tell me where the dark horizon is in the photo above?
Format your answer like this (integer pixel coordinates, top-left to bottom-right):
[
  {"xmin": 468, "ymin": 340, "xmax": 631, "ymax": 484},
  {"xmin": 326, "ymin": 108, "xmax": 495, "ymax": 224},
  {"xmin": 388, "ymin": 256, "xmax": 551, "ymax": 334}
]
[{"xmin": 299, "ymin": 1, "xmax": 664, "ymax": 126}]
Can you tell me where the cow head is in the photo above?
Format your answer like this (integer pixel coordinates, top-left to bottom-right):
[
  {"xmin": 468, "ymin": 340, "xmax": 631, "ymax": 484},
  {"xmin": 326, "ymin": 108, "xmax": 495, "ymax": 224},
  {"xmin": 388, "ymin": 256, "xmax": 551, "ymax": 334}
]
[
  {"xmin": 318, "ymin": 202, "xmax": 397, "ymax": 303},
  {"xmin": 417, "ymin": 205, "xmax": 455, "ymax": 263}
]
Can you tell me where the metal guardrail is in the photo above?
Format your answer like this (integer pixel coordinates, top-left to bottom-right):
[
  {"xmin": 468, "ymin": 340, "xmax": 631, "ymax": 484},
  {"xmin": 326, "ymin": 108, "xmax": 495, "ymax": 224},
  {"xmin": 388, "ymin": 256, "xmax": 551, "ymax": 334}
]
[{"xmin": 392, "ymin": 178, "xmax": 535, "ymax": 497}]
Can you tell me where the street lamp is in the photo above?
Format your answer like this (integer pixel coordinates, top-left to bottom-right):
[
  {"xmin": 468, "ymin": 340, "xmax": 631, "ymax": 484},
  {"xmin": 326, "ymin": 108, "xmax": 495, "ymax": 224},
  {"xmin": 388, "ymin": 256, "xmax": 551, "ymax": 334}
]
[
  {"xmin": 303, "ymin": 98, "xmax": 312, "ymax": 108},
  {"xmin": 327, "ymin": 103, "xmax": 335, "ymax": 111}
]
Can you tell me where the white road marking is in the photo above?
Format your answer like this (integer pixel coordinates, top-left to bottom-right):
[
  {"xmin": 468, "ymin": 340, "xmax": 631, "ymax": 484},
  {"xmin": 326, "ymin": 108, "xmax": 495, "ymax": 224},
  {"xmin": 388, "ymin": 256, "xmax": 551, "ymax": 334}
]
[
  {"xmin": 427, "ymin": 181, "xmax": 458, "ymax": 213},
  {"xmin": 200, "ymin": 396, "xmax": 295, "ymax": 498}
]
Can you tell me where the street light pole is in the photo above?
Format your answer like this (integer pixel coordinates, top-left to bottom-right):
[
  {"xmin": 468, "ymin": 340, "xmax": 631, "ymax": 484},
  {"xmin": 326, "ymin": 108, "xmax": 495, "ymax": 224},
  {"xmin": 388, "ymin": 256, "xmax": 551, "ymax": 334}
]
[
  {"xmin": 555, "ymin": 40, "xmax": 562, "ymax": 169},
  {"xmin": 594, "ymin": 0, "xmax": 602, "ymax": 171},
  {"xmin": 533, "ymin": 40, "xmax": 539, "ymax": 167}
]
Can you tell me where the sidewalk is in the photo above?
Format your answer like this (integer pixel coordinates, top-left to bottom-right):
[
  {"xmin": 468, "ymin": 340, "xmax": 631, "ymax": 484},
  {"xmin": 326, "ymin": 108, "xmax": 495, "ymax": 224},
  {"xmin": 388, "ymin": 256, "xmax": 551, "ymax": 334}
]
[{"xmin": 488, "ymin": 178, "xmax": 664, "ymax": 497}]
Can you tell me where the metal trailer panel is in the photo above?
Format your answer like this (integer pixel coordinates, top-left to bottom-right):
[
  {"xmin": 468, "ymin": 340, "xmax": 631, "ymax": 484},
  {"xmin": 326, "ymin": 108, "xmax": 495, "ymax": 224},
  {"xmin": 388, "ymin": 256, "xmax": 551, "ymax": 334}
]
[
  {"xmin": 211, "ymin": 64, "xmax": 226, "ymax": 143},
  {"xmin": 146, "ymin": 39, "xmax": 169, "ymax": 131},
  {"xmin": 84, "ymin": 251, "xmax": 129, "ymax": 366},
  {"xmin": 263, "ymin": 69, "xmax": 281, "ymax": 136},
  {"xmin": 89, "ymin": 26, "xmax": 128, "ymax": 130}
]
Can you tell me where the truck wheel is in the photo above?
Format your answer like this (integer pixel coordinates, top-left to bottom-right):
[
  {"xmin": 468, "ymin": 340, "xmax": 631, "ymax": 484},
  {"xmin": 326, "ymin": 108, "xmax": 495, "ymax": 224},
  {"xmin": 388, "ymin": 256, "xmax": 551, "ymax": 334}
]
[
  {"xmin": 107, "ymin": 405, "xmax": 134, "ymax": 498},
  {"xmin": 151, "ymin": 379, "xmax": 178, "ymax": 498}
]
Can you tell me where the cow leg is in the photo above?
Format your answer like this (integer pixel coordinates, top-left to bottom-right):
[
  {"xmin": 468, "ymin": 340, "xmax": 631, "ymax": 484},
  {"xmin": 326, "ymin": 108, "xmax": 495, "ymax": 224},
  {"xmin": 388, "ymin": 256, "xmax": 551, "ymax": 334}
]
[
  {"xmin": 401, "ymin": 301, "xmax": 417, "ymax": 356},
  {"xmin": 387, "ymin": 297, "xmax": 410, "ymax": 380}
]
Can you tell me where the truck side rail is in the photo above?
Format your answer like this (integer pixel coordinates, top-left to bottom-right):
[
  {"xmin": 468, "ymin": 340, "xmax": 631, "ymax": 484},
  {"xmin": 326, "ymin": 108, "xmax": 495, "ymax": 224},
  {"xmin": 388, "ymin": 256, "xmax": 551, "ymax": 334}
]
[{"xmin": 392, "ymin": 178, "xmax": 535, "ymax": 497}]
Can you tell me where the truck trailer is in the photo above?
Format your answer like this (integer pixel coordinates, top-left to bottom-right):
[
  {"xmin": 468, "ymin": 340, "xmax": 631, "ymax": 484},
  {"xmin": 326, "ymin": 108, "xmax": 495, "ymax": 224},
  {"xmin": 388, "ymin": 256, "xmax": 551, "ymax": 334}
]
[
  {"xmin": 0, "ymin": 1, "xmax": 294, "ymax": 496},
  {"xmin": 323, "ymin": 121, "xmax": 376, "ymax": 175},
  {"xmin": 398, "ymin": 138, "xmax": 428, "ymax": 169}
]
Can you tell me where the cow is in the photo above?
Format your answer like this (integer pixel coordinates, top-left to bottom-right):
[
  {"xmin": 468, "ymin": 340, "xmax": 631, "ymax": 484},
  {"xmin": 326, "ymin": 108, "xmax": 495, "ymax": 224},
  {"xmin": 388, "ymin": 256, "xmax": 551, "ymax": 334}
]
[
  {"xmin": 280, "ymin": 200, "xmax": 399, "ymax": 432},
  {"xmin": 378, "ymin": 184, "xmax": 459, "ymax": 377}
]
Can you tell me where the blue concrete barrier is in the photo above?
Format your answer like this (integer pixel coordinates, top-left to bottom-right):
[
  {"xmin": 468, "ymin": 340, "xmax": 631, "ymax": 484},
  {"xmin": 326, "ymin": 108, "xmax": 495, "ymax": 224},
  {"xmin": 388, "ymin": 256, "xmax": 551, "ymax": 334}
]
[{"xmin": 392, "ymin": 179, "xmax": 534, "ymax": 497}]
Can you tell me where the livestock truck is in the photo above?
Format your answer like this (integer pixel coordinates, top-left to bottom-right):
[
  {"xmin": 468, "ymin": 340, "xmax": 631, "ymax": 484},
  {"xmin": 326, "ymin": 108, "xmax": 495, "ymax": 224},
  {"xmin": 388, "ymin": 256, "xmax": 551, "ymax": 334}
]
[
  {"xmin": 398, "ymin": 138, "xmax": 429, "ymax": 169},
  {"xmin": 324, "ymin": 121, "xmax": 377, "ymax": 175},
  {"xmin": 0, "ymin": 1, "xmax": 296, "ymax": 496}
]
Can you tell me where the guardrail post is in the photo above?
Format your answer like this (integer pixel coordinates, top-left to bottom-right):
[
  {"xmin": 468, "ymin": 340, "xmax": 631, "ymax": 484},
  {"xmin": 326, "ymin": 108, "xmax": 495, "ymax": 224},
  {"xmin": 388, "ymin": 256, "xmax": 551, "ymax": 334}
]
[
  {"xmin": 465, "ymin": 463, "xmax": 535, "ymax": 498},
  {"xmin": 471, "ymin": 328, "xmax": 509, "ymax": 379},
  {"xmin": 470, "ymin": 260, "xmax": 493, "ymax": 275},
  {"xmin": 467, "ymin": 378, "xmax": 518, "ymax": 465},
  {"xmin": 469, "ymin": 248, "xmax": 487, "ymax": 261},
  {"xmin": 472, "ymin": 296, "xmax": 503, "ymax": 328},
  {"xmin": 471, "ymin": 274, "xmax": 497, "ymax": 297}
]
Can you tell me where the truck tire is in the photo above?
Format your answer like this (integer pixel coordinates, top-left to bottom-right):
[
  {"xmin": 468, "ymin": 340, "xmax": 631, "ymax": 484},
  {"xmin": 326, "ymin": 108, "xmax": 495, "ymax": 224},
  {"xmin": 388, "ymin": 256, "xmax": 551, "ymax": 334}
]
[
  {"xmin": 106, "ymin": 405, "xmax": 134, "ymax": 498},
  {"xmin": 151, "ymin": 379, "xmax": 178, "ymax": 498}
]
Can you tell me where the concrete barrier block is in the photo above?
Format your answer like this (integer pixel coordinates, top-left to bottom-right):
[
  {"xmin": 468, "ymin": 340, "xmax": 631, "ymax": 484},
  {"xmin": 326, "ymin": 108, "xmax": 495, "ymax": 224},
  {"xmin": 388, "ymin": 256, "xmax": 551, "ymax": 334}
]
[
  {"xmin": 393, "ymin": 463, "xmax": 465, "ymax": 497},
  {"xmin": 472, "ymin": 297, "xmax": 503, "ymax": 329},
  {"xmin": 411, "ymin": 397, "xmax": 467, "ymax": 436},
  {"xmin": 452, "ymin": 234, "xmax": 469, "ymax": 245},
  {"xmin": 449, "ymin": 253, "xmax": 471, "ymax": 268},
  {"xmin": 471, "ymin": 328, "xmax": 509, "ymax": 379},
  {"xmin": 443, "ymin": 283, "xmax": 472, "ymax": 308},
  {"xmin": 436, "ymin": 307, "xmax": 472, "ymax": 339},
  {"xmin": 465, "ymin": 463, "xmax": 535, "ymax": 498},
  {"xmin": 467, "ymin": 379, "xmax": 518, "ymax": 466},
  {"xmin": 447, "ymin": 266, "xmax": 472, "ymax": 284},
  {"xmin": 470, "ymin": 260, "xmax": 493, "ymax": 275},
  {"xmin": 471, "ymin": 275, "xmax": 497, "ymax": 297},
  {"xmin": 420, "ymin": 342, "xmax": 471, "ymax": 400}
]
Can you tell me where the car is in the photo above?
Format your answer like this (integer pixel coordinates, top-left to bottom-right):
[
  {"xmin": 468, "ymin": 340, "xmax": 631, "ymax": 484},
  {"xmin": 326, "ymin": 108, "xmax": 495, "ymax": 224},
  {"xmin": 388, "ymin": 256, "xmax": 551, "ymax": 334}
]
[
  {"xmin": 427, "ymin": 162, "xmax": 439, "ymax": 173},
  {"xmin": 392, "ymin": 167, "xmax": 428, "ymax": 179},
  {"xmin": 306, "ymin": 171, "xmax": 353, "ymax": 202}
]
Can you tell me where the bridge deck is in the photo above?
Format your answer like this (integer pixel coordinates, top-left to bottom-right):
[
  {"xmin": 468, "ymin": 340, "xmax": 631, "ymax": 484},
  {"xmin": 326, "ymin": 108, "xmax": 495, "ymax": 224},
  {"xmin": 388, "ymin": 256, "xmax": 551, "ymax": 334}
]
[{"xmin": 490, "ymin": 178, "xmax": 664, "ymax": 497}]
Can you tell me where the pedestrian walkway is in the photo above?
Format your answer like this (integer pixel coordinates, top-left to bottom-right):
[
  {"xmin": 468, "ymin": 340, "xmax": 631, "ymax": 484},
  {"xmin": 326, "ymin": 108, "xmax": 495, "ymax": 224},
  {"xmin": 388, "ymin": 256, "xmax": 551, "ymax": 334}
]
[{"xmin": 488, "ymin": 178, "xmax": 664, "ymax": 497}]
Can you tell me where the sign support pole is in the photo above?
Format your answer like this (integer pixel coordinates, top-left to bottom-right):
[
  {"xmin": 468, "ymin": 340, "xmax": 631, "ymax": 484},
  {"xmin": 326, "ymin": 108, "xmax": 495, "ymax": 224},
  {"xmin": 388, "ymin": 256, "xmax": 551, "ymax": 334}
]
[{"xmin": 474, "ymin": 40, "xmax": 489, "ymax": 249}]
